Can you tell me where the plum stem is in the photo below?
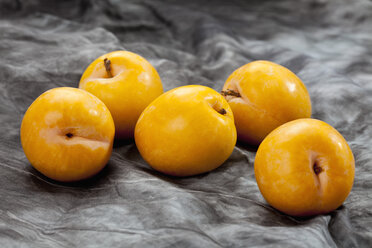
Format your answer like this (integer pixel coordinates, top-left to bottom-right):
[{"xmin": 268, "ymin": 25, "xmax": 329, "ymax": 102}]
[
  {"xmin": 218, "ymin": 108, "xmax": 227, "ymax": 115},
  {"xmin": 221, "ymin": 89, "xmax": 241, "ymax": 97},
  {"xmin": 104, "ymin": 58, "xmax": 113, "ymax": 78},
  {"xmin": 313, "ymin": 162, "xmax": 323, "ymax": 175}
]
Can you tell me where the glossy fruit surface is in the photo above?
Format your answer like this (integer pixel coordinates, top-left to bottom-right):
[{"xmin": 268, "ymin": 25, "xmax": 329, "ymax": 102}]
[
  {"xmin": 135, "ymin": 85, "xmax": 237, "ymax": 176},
  {"xmin": 20, "ymin": 87, "xmax": 115, "ymax": 182},
  {"xmin": 254, "ymin": 118, "xmax": 355, "ymax": 216},
  {"xmin": 79, "ymin": 50, "xmax": 163, "ymax": 139},
  {"xmin": 222, "ymin": 60, "xmax": 312, "ymax": 145}
]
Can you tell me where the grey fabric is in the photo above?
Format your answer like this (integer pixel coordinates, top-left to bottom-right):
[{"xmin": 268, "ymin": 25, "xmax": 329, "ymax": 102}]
[{"xmin": 1, "ymin": 0, "xmax": 372, "ymax": 247}]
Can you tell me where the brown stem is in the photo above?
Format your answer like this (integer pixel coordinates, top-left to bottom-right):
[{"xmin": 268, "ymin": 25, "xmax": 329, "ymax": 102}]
[
  {"xmin": 218, "ymin": 108, "xmax": 227, "ymax": 115},
  {"xmin": 313, "ymin": 162, "xmax": 322, "ymax": 175},
  {"xmin": 104, "ymin": 58, "xmax": 113, "ymax": 78},
  {"xmin": 221, "ymin": 89, "xmax": 241, "ymax": 97},
  {"xmin": 65, "ymin": 133, "xmax": 73, "ymax": 138}
]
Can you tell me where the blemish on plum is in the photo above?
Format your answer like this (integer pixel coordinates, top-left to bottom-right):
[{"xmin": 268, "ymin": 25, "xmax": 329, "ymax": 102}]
[{"xmin": 65, "ymin": 133, "xmax": 73, "ymax": 138}]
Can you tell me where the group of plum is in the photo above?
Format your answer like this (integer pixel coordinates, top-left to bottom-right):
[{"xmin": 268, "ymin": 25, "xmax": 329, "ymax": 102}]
[{"xmin": 21, "ymin": 51, "xmax": 355, "ymax": 217}]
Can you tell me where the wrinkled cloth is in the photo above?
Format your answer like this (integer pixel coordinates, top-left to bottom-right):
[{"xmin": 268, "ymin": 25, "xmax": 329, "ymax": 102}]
[{"xmin": 0, "ymin": 0, "xmax": 372, "ymax": 247}]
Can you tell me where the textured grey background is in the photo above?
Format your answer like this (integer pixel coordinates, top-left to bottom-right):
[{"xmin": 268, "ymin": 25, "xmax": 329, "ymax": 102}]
[{"xmin": 0, "ymin": 0, "xmax": 372, "ymax": 247}]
